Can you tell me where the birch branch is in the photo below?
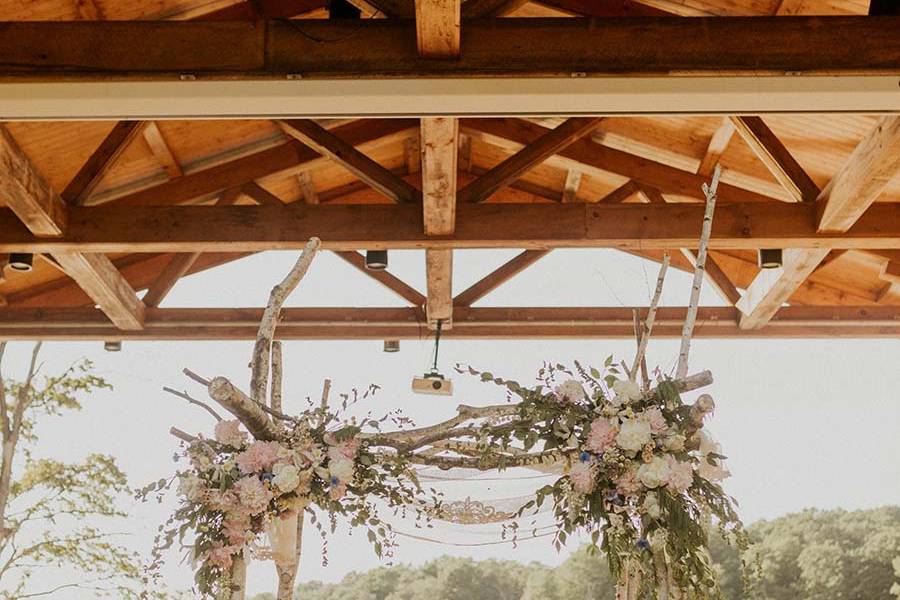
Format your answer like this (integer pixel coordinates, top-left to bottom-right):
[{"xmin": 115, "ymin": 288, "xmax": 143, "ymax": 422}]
[
  {"xmin": 207, "ymin": 376, "xmax": 283, "ymax": 441},
  {"xmin": 250, "ymin": 237, "xmax": 321, "ymax": 407},
  {"xmin": 270, "ymin": 341, "xmax": 283, "ymax": 415},
  {"xmin": 676, "ymin": 165, "xmax": 720, "ymax": 379},
  {"xmin": 163, "ymin": 387, "xmax": 223, "ymax": 421},
  {"xmin": 631, "ymin": 253, "xmax": 670, "ymax": 381}
]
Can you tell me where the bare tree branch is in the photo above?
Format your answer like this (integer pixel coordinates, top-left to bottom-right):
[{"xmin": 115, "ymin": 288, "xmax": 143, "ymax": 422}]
[{"xmin": 163, "ymin": 387, "xmax": 224, "ymax": 422}]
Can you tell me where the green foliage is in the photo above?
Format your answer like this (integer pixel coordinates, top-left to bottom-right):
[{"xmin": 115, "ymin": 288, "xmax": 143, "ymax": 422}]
[
  {"xmin": 250, "ymin": 507, "xmax": 900, "ymax": 600},
  {"xmin": 0, "ymin": 343, "xmax": 160, "ymax": 599}
]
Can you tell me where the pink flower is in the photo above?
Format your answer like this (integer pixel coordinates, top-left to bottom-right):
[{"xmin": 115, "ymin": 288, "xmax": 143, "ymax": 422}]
[
  {"xmin": 206, "ymin": 543, "xmax": 238, "ymax": 570},
  {"xmin": 233, "ymin": 476, "xmax": 273, "ymax": 515},
  {"xmin": 235, "ymin": 441, "xmax": 282, "ymax": 474},
  {"xmin": 586, "ymin": 418, "xmax": 618, "ymax": 453},
  {"xmin": 643, "ymin": 407, "xmax": 668, "ymax": 434},
  {"xmin": 205, "ymin": 489, "xmax": 239, "ymax": 513},
  {"xmin": 214, "ymin": 420, "xmax": 247, "ymax": 448},
  {"xmin": 223, "ymin": 517, "xmax": 254, "ymax": 546},
  {"xmin": 569, "ymin": 460, "xmax": 596, "ymax": 494},
  {"xmin": 615, "ymin": 466, "xmax": 642, "ymax": 497},
  {"xmin": 666, "ymin": 455, "xmax": 694, "ymax": 494}
]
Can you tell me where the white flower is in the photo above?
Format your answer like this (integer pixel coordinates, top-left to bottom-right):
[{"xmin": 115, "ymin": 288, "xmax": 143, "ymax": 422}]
[
  {"xmin": 554, "ymin": 379, "xmax": 586, "ymax": 403},
  {"xmin": 697, "ymin": 431, "xmax": 731, "ymax": 482},
  {"xmin": 214, "ymin": 420, "xmax": 247, "ymax": 449},
  {"xmin": 662, "ymin": 432, "xmax": 686, "ymax": 452},
  {"xmin": 642, "ymin": 491, "xmax": 661, "ymax": 519},
  {"xmin": 272, "ymin": 463, "xmax": 301, "ymax": 493},
  {"xmin": 328, "ymin": 447, "xmax": 355, "ymax": 483},
  {"xmin": 637, "ymin": 456, "xmax": 671, "ymax": 489},
  {"xmin": 616, "ymin": 418, "xmax": 653, "ymax": 453},
  {"xmin": 611, "ymin": 379, "xmax": 642, "ymax": 406},
  {"xmin": 177, "ymin": 474, "xmax": 206, "ymax": 502}
]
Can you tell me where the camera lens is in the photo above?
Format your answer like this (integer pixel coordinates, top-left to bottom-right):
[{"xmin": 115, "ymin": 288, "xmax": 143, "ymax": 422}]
[{"xmin": 432, "ymin": 380, "xmax": 442, "ymax": 390}]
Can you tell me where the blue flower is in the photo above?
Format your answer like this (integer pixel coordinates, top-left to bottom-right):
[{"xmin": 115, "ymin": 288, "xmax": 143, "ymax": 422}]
[
  {"xmin": 260, "ymin": 472, "xmax": 274, "ymax": 483},
  {"xmin": 579, "ymin": 451, "xmax": 592, "ymax": 463},
  {"xmin": 330, "ymin": 475, "xmax": 341, "ymax": 486},
  {"xmin": 636, "ymin": 538, "xmax": 651, "ymax": 550}
]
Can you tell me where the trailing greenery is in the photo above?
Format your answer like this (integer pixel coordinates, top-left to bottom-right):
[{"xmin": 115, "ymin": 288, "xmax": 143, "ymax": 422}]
[{"xmin": 249, "ymin": 506, "xmax": 900, "ymax": 600}]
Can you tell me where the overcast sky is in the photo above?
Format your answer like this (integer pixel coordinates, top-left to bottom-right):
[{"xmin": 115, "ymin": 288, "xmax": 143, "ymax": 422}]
[{"xmin": 3, "ymin": 248, "xmax": 899, "ymax": 597}]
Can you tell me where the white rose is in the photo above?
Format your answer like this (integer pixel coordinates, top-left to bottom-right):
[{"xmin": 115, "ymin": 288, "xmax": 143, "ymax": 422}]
[
  {"xmin": 616, "ymin": 418, "xmax": 652, "ymax": 453},
  {"xmin": 642, "ymin": 491, "xmax": 661, "ymax": 519},
  {"xmin": 637, "ymin": 456, "xmax": 671, "ymax": 489},
  {"xmin": 662, "ymin": 433, "xmax": 686, "ymax": 451},
  {"xmin": 329, "ymin": 457, "xmax": 355, "ymax": 482},
  {"xmin": 177, "ymin": 474, "xmax": 206, "ymax": 502},
  {"xmin": 611, "ymin": 379, "xmax": 642, "ymax": 406},
  {"xmin": 554, "ymin": 380, "xmax": 586, "ymax": 403},
  {"xmin": 272, "ymin": 463, "xmax": 300, "ymax": 493}
]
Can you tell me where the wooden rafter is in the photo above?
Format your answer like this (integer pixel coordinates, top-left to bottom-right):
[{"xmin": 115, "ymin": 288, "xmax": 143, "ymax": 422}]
[
  {"xmin": 462, "ymin": 119, "xmax": 775, "ymax": 204},
  {"xmin": 598, "ymin": 181, "xmax": 639, "ymax": 204},
  {"xmin": 142, "ymin": 121, "xmax": 183, "ymax": 179},
  {"xmin": 198, "ymin": 0, "xmax": 325, "ymax": 19},
  {"xmin": 697, "ymin": 118, "xmax": 735, "ymax": 177},
  {"xmin": 241, "ymin": 182, "xmax": 284, "ymax": 207},
  {"xmin": 0, "ymin": 126, "xmax": 68, "ymax": 237},
  {"xmin": 561, "ymin": 170, "xmax": 582, "ymax": 203},
  {"xmin": 414, "ymin": 0, "xmax": 460, "ymax": 57},
  {"xmin": 61, "ymin": 121, "xmax": 144, "ymax": 205},
  {"xmin": 279, "ymin": 119, "xmax": 421, "ymax": 204},
  {"xmin": 680, "ymin": 249, "xmax": 742, "ymax": 306},
  {"xmin": 458, "ymin": 118, "xmax": 603, "ymax": 204},
  {"xmin": 730, "ymin": 116, "xmax": 820, "ymax": 203},
  {"xmin": 1, "ymin": 306, "xmax": 897, "ymax": 341},
  {"xmin": 332, "ymin": 251, "xmax": 426, "ymax": 307},
  {"xmin": 538, "ymin": 0, "xmax": 676, "ymax": 16},
  {"xmin": 107, "ymin": 119, "xmax": 416, "ymax": 207},
  {"xmin": 738, "ymin": 116, "xmax": 900, "ymax": 329},
  {"xmin": 453, "ymin": 250, "xmax": 551, "ymax": 307},
  {"xmin": 51, "ymin": 252, "xmax": 146, "ymax": 330},
  {"xmin": 4, "ymin": 202, "xmax": 899, "ymax": 253}
]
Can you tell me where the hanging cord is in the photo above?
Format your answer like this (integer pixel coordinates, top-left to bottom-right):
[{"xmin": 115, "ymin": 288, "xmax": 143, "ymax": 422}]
[{"xmin": 430, "ymin": 320, "xmax": 443, "ymax": 375}]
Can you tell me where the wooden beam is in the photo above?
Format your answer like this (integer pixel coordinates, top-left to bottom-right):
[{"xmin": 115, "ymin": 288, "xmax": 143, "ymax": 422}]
[
  {"xmin": 421, "ymin": 117, "xmax": 458, "ymax": 235},
  {"xmin": 816, "ymin": 116, "xmax": 900, "ymax": 233},
  {"xmin": 296, "ymin": 172, "xmax": 319, "ymax": 204},
  {"xmin": 537, "ymin": 0, "xmax": 676, "ymax": 16},
  {"xmin": 462, "ymin": 118, "xmax": 776, "ymax": 204},
  {"xmin": 730, "ymin": 116, "xmax": 820, "ymax": 203},
  {"xmin": 4, "ymin": 202, "xmax": 900, "ymax": 253},
  {"xmin": 279, "ymin": 119, "xmax": 421, "ymax": 204},
  {"xmin": 458, "ymin": 117, "xmax": 603, "ymax": 204},
  {"xmin": 453, "ymin": 249, "xmax": 550, "ymax": 306},
  {"xmin": 108, "ymin": 119, "xmax": 416, "ymax": 207},
  {"xmin": 597, "ymin": 181, "xmax": 638, "ymax": 204},
  {"xmin": 415, "ymin": 0, "xmax": 461, "ymax": 58},
  {"xmin": 739, "ymin": 116, "xmax": 900, "ymax": 329},
  {"xmin": 697, "ymin": 118, "xmax": 735, "ymax": 177},
  {"xmin": 142, "ymin": 121, "xmax": 183, "ymax": 179},
  {"xmin": 0, "ymin": 126, "xmax": 67, "ymax": 237},
  {"xmin": 333, "ymin": 251, "xmax": 426, "ymax": 306},
  {"xmin": 461, "ymin": 0, "xmax": 529, "ymax": 17},
  {"xmin": 633, "ymin": 182, "xmax": 667, "ymax": 204},
  {"xmin": 561, "ymin": 170, "xmax": 582, "ymax": 203},
  {"xmin": 241, "ymin": 182, "xmax": 284, "ymax": 206},
  {"xmin": 425, "ymin": 249, "xmax": 453, "ymax": 326},
  {"xmin": 62, "ymin": 121, "xmax": 144, "ymax": 205},
  {"xmin": 197, "ymin": 0, "xmax": 325, "ymax": 18},
  {"xmin": 52, "ymin": 252, "xmax": 146, "ymax": 330},
  {"xmin": 2, "ymin": 306, "xmax": 898, "ymax": 340},
  {"xmin": 5, "ymin": 19, "xmax": 900, "ymax": 81}
]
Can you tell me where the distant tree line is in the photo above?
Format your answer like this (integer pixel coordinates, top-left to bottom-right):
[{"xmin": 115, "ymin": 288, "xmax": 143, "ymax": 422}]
[{"xmin": 251, "ymin": 506, "xmax": 900, "ymax": 600}]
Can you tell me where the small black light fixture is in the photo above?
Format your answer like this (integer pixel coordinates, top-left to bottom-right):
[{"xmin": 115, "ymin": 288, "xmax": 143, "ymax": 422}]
[
  {"xmin": 8, "ymin": 253, "xmax": 34, "ymax": 272},
  {"xmin": 104, "ymin": 340, "xmax": 122, "ymax": 352},
  {"xmin": 758, "ymin": 249, "xmax": 784, "ymax": 270},
  {"xmin": 365, "ymin": 250, "xmax": 388, "ymax": 271},
  {"xmin": 383, "ymin": 340, "xmax": 400, "ymax": 353}
]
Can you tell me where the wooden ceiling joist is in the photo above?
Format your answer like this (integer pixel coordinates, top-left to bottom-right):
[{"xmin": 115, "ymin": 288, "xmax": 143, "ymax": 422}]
[
  {"xmin": 4, "ymin": 202, "xmax": 899, "ymax": 253},
  {"xmin": 458, "ymin": 117, "xmax": 603, "ymax": 204},
  {"xmin": 462, "ymin": 119, "xmax": 775, "ymax": 204},
  {"xmin": 142, "ymin": 121, "xmax": 183, "ymax": 179},
  {"xmin": 1, "ymin": 306, "xmax": 897, "ymax": 341},
  {"xmin": 730, "ymin": 116, "xmax": 820, "ymax": 203},
  {"xmin": 279, "ymin": 119, "xmax": 421, "ymax": 204},
  {"xmin": 414, "ymin": 0, "xmax": 460, "ymax": 58},
  {"xmin": 51, "ymin": 252, "xmax": 146, "ymax": 330},
  {"xmin": 738, "ymin": 116, "xmax": 900, "ymax": 329},
  {"xmin": 697, "ymin": 118, "xmax": 735, "ymax": 178},
  {"xmin": 61, "ymin": 121, "xmax": 144, "ymax": 205},
  {"xmin": 681, "ymin": 249, "xmax": 742, "ymax": 306}
]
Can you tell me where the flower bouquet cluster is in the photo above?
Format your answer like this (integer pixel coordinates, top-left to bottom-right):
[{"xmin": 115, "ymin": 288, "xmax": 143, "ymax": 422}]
[
  {"xmin": 461, "ymin": 360, "xmax": 745, "ymax": 598},
  {"xmin": 144, "ymin": 391, "xmax": 426, "ymax": 598}
]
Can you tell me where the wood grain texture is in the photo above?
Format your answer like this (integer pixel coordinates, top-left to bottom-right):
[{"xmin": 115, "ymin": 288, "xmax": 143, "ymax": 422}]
[
  {"xmin": 4, "ymin": 18, "xmax": 900, "ymax": 79},
  {"xmin": 4, "ymin": 202, "xmax": 899, "ymax": 253},
  {"xmin": 279, "ymin": 119, "xmax": 421, "ymax": 204},
  {"xmin": 420, "ymin": 117, "xmax": 458, "ymax": 235},
  {"xmin": 0, "ymin": 125, "xmax": 67, "ymax": 236},
  {"xmin": 453, "ymin": 249, "xmax": 550, "ymax": 306},
  {"xmin": 425, "ymin": 248, "xmax": 453, "ymax": 325},
  {"xmin": 142, "ymin": 121, "xmax": 183, "ymax": 179},
  {"xmin": 458, "ymin": 117, "xmax": 602, "ymax": 203},
  {"xmin": 62, "ymin": 121, "xmax": 144, "ymax": 205},
  {"xmin": 415, "ymin": 0, "xmax": 460, "ymax": 58},
  {"xmin": 52, "ymin": 251, "xmax": 146, "ymax": 330}
]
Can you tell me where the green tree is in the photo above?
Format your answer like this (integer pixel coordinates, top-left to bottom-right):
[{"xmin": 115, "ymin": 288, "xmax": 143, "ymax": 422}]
[{"xmin": 0, "ymin": 343, "xmax": 148, "ymax": 598}]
